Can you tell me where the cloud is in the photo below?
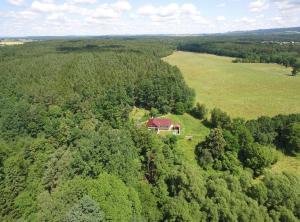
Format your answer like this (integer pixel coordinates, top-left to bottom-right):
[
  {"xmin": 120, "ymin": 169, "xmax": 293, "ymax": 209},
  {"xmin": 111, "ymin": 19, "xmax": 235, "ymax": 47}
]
[
  {"xmin": 272, "ymin": 0, "xmax": 300, "ymax": 14},
  {"xmin": 6, "ymin": 0, "xmax": 24, "ymax": 6},
  {"xmin": 137, "ymin": 3, "xmax": 209, "ymax": 24},
  {"xmin": 71, "ymin": 0, "xmax": 97, "ymax": 4},
  {"xmin": 112, "ymin": 0, "xmax": 131, "ymax": 12},
  {"xmin": 30, "ymin": 0, "xmax": 131, "ymax": 20},
  {"xmin": 216, "ymin": 3, "xmax": 226, "ymax": 8},
  {"xmin": 216, "ymin": 16, "xmax": 226, "ymax": 21},
  {"xmin": 31, "ymin": 1, "xmax": 69, "ymax": 13},
  {"xmin": 249, "ymin": 0, "xmax": 269, "ymax": 12}
]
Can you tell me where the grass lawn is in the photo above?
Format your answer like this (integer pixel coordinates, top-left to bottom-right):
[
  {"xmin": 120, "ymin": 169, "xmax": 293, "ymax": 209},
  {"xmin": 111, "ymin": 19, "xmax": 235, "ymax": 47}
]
[
  {"xmin": 129, "ymin": 107, "xmax": 149, "ymax": 124},
  {"xmin": 164, "ymin": 113, "xmax": 210, "ymax": 164},
  {"xmin": 269, "ymin": 151, "xmax": 300, "ymax": 177},
  {"xmin": 164, "ymin": 51, "xmax": 300, "ymax": 119}
]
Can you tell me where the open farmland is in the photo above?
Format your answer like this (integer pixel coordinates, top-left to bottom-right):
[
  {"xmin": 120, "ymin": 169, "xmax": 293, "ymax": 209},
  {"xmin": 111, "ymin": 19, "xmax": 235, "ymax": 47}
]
[
  {"xmin": 0, "ymin": 41, "xmax": 24, "ymax": 46},
  {"xmin": 164, "ymin": 51, "xmax": 300, "ymax": 119}
]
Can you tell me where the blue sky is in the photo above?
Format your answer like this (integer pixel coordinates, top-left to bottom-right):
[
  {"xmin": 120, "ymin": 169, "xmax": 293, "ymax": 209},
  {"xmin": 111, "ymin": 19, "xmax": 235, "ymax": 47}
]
[{"xmin": 1, "ymin": 0, "xmax": 300, "ymax": 36}]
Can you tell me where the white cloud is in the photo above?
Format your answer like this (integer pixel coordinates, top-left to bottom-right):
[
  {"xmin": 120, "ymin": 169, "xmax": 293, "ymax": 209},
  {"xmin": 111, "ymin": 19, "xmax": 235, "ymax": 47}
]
[
  {"xmin": 112, "ymin": 0, "xmax": 131, "ymax": 12},
  {"xmin": 137, "ymin": 3, "xmax": 209, "ymax": 24},
  {"xmin": 71, "ymin": 0, "xmax": 97, "ymax": 4},
  {"xmin": 7, "ymin": 0, "xmax": 24, "ymax": 6},
  {"xmin": 217, "ymin": 3, "xmax": 226, "ymax": 8},
  {"xmin": 273, "ymin": 0, "xmax": 300, "ymax": 14},
  {"xmin": 249, "ymin": 0, "xmax": 269, "ymax": 12},
  {"xmin": 30, "ymin": 0, "xmax": 131, "ymax": 20},
  {"xmin": 216, "ymin": 16, "xmax": 226, "ymax": 21},
  {"xmin": 31, "ymin": 1, "xmax": 67, "ymax": 13}
]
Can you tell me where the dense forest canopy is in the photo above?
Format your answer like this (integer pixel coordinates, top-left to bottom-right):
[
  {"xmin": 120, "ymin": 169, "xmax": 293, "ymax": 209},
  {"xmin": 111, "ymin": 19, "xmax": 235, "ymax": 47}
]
[{"xmin": 0, "ymin": 37, "xmax": 299, "ymax": 222}]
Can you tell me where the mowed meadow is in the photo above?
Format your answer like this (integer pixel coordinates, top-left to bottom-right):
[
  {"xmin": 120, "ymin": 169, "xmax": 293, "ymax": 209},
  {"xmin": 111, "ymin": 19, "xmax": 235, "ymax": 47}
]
[{"xmin": 164, "ymin": 51, "xmax": 300, "ymax": 119}]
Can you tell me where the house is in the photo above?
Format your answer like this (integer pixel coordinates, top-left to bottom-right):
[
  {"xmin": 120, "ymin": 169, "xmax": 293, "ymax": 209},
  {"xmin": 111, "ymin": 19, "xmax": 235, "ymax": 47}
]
[{"xmin": 146, "ymin": 118, "xmax": 181, "ymax": 135}]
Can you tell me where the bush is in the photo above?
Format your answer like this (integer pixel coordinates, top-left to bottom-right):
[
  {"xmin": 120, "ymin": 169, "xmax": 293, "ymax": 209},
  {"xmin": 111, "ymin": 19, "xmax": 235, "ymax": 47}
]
[
  {"xmin": 281, "ymin": 122, "xmax": 300, "ymax": 155},
  {"xmin": 174, "ymin": 102, "xmax": 185, "ymax": 115},
  {"xmin": 149, "ymin": 108, "xmax": 159, "ymax": 118},
  {"xmin": 240, "ymin": 143, "xmax": 276, "ymax": 176},
  {"xmin": 211, "ymin": 108, "xmax": 231, "ymax": 129},
  {"xmin": 64, "ymin": 195, "xmax": 105, "ymax": 222},
  {"xmin": 190, "ymin": 103, "xmax": 207, "ymax": 120},
  {"xmin": 196, "ymin": 128, "xmax": 226, "ymax": 167}
]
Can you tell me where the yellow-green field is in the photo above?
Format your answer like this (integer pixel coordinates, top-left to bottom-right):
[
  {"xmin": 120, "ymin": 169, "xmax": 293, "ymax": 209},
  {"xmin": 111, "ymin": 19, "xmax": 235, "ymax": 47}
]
[
  {"xmin": 270, "ymin": 152, "xmax": 300, "ymax": 177},
  {"xmin": 164, "ymin": 51, "xmax": 300, "ymax": 119},
  {"xmin": 0, "ymin": 41, "xmax": 24, "ymax": 46}
]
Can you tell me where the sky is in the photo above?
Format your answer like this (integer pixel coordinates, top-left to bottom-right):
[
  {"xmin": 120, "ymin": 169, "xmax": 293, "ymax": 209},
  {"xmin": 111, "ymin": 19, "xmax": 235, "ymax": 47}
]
[{"xmin": 0, "ymin": 0, "xmax": 300, "ymax": 36}]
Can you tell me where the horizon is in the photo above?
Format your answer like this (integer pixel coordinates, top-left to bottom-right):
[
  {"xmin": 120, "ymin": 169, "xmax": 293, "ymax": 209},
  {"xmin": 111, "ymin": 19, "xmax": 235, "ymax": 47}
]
[
  {"xmin": 1, "ymin": 26, "xmax": 300, "ymax": 38},
  {"xmin": 1, "ymin": 0, "xmax": 300, "ymax": 37}
]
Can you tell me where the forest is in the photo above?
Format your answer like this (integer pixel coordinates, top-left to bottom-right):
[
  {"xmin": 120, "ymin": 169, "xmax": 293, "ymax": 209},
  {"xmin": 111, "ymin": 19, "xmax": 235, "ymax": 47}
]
[{"xmin": 0, "ymin": 37, "xmax": 299, "ymax": 222}]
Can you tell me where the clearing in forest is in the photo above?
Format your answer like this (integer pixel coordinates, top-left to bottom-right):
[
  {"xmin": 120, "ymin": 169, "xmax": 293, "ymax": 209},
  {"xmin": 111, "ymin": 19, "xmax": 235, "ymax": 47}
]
[{"xmin": 164, "ymin": 51, "xmax": 300, "ymax": 119}]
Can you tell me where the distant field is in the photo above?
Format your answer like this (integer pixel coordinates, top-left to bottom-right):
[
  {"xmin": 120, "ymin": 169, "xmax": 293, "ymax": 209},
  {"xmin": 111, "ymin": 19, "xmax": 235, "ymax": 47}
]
[
  {"xmin": 164, "ymin": 51, "xmax": 300, "ymax": 119},
  {"xmin": 0, "ymin": 41, "xmax": 24, "ymax": 46}
]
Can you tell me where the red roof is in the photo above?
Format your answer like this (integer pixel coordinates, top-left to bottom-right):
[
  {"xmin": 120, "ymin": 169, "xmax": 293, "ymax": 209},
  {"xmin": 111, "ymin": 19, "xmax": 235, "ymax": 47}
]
[{"xmin": 147, "ymin": 118, "xmax": 172, "ymax": 128}]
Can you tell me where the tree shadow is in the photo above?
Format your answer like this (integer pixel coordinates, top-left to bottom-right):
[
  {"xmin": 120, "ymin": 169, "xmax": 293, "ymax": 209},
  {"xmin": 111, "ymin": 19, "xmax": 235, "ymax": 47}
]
[
  {"xmin": 56, "ymin": 44, "xmax": 124, "ymax": 52},
  {"xmin": 56, "ymin": 44, "xmax": 143, "ymax": 54},
  {"xmin": 202, "ymin": 119, "xmax": 213, "ymax": 129}
]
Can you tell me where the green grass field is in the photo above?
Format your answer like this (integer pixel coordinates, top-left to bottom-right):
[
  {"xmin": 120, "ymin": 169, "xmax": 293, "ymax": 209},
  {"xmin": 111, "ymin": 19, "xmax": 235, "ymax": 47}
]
[{"xmin": 164, "ymin": 51, "xmax": 300, "ymax": 119}]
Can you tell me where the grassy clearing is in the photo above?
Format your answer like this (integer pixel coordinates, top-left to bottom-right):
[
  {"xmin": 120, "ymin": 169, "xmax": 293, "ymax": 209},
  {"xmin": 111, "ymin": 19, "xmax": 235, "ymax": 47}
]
[
  {"xmin": 129, "ymin": 107, "xmax": 149, "ymax": 124},
  {"xmin": 164, "ymin": 51, "xmax": 300, "ymax": 119},
  {"xmin": 130, "ymin": 108, "xmax": 210, "ymax": 164},
  {"xmin": 269, "ymin": 151, "xmax": 300, "ymax": 176},
  {"xmin": 165, "ymin": 113, "xmax": 210, "ymax": 164}
]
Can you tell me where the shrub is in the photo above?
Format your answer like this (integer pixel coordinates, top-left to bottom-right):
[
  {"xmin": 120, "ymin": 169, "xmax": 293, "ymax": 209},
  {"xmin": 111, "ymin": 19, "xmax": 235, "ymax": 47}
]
[
  {"xmin": 211, "ymin": 108, "xmax": 231, "ymax": 129},
  {"xmin": 196, "ymin": 128, "xmax": 226, "ymax": 167},
  {"xmin": 240, "ymin": 143, "xmax": 276, "ymax": 176},
  {"xmin": 281, "ymin": 122, "xmax": 300, "ymax": 155},
  {"xmin": 190, "ymin": 103, "xmax": 207, "ymax": 120}
]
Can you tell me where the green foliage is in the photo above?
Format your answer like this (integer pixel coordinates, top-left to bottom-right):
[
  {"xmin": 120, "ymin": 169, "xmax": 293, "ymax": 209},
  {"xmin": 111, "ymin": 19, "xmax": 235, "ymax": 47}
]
[
  {"xmin": 85, "ymin": 173, "xmax": 142, "ymax": 222},
  {"xmin": 190, "ymin": 103, "xmax": 207, "ymax": 120},
  {"xmin": 174, "ymin": 102, "xmax": 185, "ymax": 115},
  {"xmin": 281, "ymin": 122, "xmax": 300, "ymax": 155},
  {"xmin": 64, "ymin": 195, "xmax": 105, "ymax": 222},
  {"xmin": 211, "ymin": 108, "xmax": 231, "ymax": 129},
  {"xmin": 240, "ymin": 143, "xmax": 276, "ymax": 176},
  {"xmin": 247, "ymin": 183, "xmax": 268, "ymax": 205},
  {"xmin": 291, "ymin": 61, "xmax": 300, "ymax": 76},
  {"xmin": 149, "ymin": 107, "xmax": 159, "ymax": 117},
  {"xmin": 72, "ymin": 126, "xmax": 141, "ymax": 183},
  {"xmin": 195, "ymin": 128, "xmax": 226, "ymax": 167},
  {"xmin": 246, "ymin": 116, "xmax": 277, "ymax": 145},
  {"xmin": 246, "ymin": 114, "xmax": 300, "ymax": 154},
  {"xmin": 263, "ymin": 173, "xmax": 300, "ymax": 219}
]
